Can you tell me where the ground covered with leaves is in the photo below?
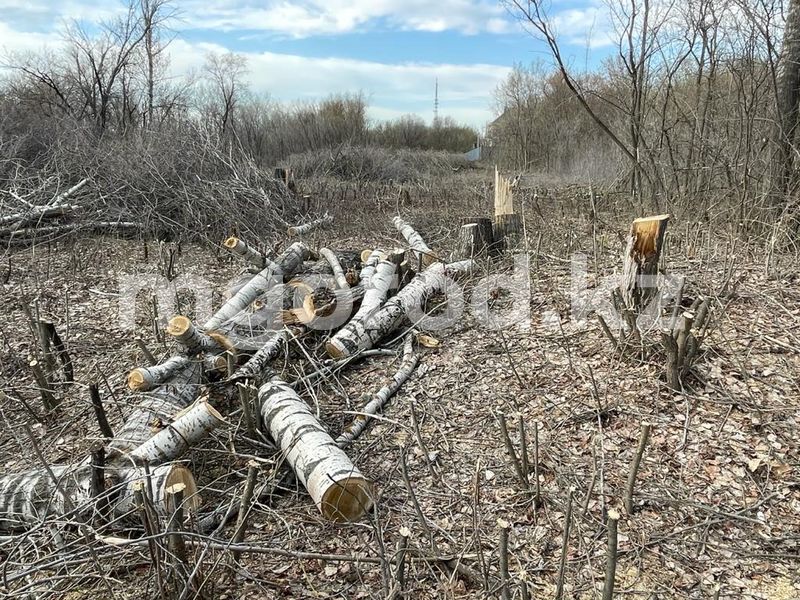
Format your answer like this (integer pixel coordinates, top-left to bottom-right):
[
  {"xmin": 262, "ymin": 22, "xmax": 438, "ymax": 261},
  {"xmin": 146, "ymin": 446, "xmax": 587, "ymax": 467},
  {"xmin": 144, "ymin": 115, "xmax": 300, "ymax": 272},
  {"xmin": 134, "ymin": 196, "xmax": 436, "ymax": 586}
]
[{"xmin": 0, "ymin": 185, "xmax": 798, "ymax": 599}]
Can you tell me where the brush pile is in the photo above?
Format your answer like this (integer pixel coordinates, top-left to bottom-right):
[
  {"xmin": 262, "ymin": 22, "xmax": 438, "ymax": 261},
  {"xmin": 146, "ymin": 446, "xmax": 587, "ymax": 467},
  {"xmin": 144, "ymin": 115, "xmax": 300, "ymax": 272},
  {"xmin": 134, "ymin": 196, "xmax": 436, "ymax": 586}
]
[{"xmin": 0, "ymin": 213, "xmax": 473, "ymax": 557}]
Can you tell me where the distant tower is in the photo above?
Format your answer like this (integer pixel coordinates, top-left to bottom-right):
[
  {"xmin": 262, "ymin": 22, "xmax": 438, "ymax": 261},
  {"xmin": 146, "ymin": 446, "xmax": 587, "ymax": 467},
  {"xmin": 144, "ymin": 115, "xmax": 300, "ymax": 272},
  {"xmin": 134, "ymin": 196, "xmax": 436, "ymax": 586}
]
[{"xmin": 433, "ymin": 77, "xmax": 439, "ymax": 126}]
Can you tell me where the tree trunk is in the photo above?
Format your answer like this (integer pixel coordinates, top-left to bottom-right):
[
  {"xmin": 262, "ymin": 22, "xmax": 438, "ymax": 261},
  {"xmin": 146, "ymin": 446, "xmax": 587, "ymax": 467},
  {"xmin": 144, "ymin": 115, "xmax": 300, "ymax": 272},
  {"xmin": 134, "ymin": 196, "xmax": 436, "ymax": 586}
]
[
  {"xmin": 393, "ymin": 216, "xmax": 437, "ymax": 267},
  {"xmin": 457, "ymin": 218, "xmax": 494, "ymax": 258},
  {"xmin": 258, "ymin": 379, "xmax": 373, "ymax": 522},
  {"xmin": 618, "ymin": 214, "xmax": 669, "ymax": 314},
  {"xmin": 326, "ymin": 260, "xmax": 473, "ymax": 359},
  {"xmin": 493, "ymin": 213, "xmax": 522, "ymax": 250},
  {"xmin": 774, "ymin": 0, "xmax": 800, "ymax": 195}
]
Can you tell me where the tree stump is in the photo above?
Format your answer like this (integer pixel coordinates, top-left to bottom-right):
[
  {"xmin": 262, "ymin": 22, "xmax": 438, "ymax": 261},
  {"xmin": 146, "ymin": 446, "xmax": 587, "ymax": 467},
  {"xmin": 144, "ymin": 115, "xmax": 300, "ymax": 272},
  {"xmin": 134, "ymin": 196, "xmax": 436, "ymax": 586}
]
[
  {"xmin": 619, "ymin": 214, "xmax": 670, "ymax": 313},
  {"xmin": 494, "ymin": 213, "xmax": 522, "ymax": 250},
  {"xmin": 457, "ymin": 218, "xmax": 494, "ymax": 258}
]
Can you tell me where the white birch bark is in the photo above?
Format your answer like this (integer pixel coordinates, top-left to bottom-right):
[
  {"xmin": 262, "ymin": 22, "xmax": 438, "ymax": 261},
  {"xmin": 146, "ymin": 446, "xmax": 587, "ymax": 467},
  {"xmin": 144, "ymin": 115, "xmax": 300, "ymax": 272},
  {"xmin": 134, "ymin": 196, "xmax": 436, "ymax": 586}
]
[
  {"xmin": 327, "ymin": 260, "xmax": 472, "ymax": 359},
  {"xmin": 113, "ymin": 464, "xmax": 199, "ymax": 520},
  {"xmin": 0, "ymin": 204, "xmax": 82, "ymax": 227},
  {"xmin": 326, "ymin": 259, "xmax": 398, "ymax": 358},
  {"xmin": 223, "ymin": 236, "xmax": 268, "ymax": 268},
  {"xmin": 229, "ymin": 330, "xmax": 287, "ymax": 382},
  {"xmin": 108, "ymin": 361, "xmax": 203, "ymax": 459},
  {"xmin": 336, "ymin": 333, "xmax": 418, "ymax": 447},
  {"xmin": 287, "ymin": 213, "xmax": 333, "ymax": 236},
  {"xmin": 0, "ymin": 463, "xmax": 198, "ymax": 529},
  {"xmin": 46, "ymin": 178, "xmax": 89, "ymax": 206},
  {"xmin": 127, "ymin": 355, "xmax": 192, "ymax": 391},
  {"xmin": 259, "ymin": 380, "xmax": 373, "ymax": 522},
  {"xmin": 204, "ymin": 242, "xmax": 311, "ymax": 331},
  {"xmin": 129, "ymin": 399, "xmax": 227, "ymax": 465},
  {"xmin": 359, "ymin": 249, "xmax": 383, "ymax": 281},
  {"xmin": 393, "ymin": 215, "xmax": 436, "ymax": 266},
  {"xmin": 319, "ymin": 247, "xmax": 348, "ymax": 289}
]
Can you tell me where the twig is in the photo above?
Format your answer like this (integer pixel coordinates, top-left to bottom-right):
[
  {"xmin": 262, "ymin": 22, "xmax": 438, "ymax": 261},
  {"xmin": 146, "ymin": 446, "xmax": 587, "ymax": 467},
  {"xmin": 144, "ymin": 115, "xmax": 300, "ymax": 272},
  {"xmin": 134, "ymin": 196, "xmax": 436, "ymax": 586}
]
[
  {"xmin": 624, "ymin": 423, "xmax": 651, "ymax": 515},
  {"xmin": 602, "ymin": 509, "xmax": 620, "ymax": 600},
  {"xmin": 555, "ymin": 490, "xmax": 574, "ymax": 599},
  {"xmin": 89, "ymin": 383, "xmax": 114, "ymax": 439}
]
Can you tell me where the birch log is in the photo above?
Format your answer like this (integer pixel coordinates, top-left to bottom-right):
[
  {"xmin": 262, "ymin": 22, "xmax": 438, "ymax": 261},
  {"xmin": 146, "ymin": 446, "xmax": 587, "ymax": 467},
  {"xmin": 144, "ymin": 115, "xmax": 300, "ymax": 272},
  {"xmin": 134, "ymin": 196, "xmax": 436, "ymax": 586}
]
[
  {"xmin": 326, "ymin": 258, "xmax": 398, "ymax": 358},
  {"xmin": 0, "ymin": 204, "xmax": 82, "ymax": 227},
  {"xmin": 287, "ymin": 213, "xmax": 333, "ymax": 236},
  {"xmin": 259, "ymin": 380, "xmax": 373, "ymax": 522},
  {"xmin": 359, "ymin": 249, "xmax": 384, "ymax": 281},
  {"xmin": 46, "ymin": 178, "xmax": 89, "ymax": 206},
  {"xmin": 108, "ymin": 361, "xmax": 203, "ymax": 459},
  {"xmin": 229, "ymin": 330, "xmax": 288, "ymax": 382},
  {"xmin": 204, "ymin": 242, "xmax": 311, "ymax": 331},
  {"xmin": 127, "ymin": 356, "xmax": 191, "ymax": 391},
  {"xmin": 129, "ymin": 399, "xmax": 226, "ymax": 465},
  {"xmin": 223, "ymin": 237, "xmax": 269, "ymax": 269},
  {"xmin": 320, "ymin": 247, "xmax": 349, "ymax": 289},
  {"xmin": 393, "ymin": 216, "xmax": 437, "ymax": 267},
  {"xmin": 113, "ymin": 465, "xmax": 199, "ymax": 520},
  {"xmin": 336, "ymin": 333, "xmax": 418, "ymax": 447},
  {"xmin": 0, "ymin": 462, "xmax": 197, "ymax": 529},
  {"xmin": 326, "ymin": 260, "xmax": 472, "ymax": 359},
  {"xmin": 166, "ymin": 316, "xmax": 231, "ymax": 355}
]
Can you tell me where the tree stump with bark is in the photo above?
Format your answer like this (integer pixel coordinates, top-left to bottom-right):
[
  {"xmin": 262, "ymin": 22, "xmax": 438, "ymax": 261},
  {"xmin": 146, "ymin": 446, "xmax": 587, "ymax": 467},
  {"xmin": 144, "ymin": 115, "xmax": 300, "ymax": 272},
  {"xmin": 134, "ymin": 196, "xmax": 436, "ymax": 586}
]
[{"xmin": 457, "ymin": 218, "xmax": 494, "ymax": 258}]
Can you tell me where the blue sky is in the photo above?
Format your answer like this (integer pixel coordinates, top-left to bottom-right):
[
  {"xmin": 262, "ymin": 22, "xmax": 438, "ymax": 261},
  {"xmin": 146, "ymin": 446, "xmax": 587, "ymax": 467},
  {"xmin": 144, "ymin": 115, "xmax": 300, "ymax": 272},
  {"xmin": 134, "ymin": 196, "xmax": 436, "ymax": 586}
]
[{"xmin": 0, "ymin": 0, "xmax": 615, "ymax": 129}]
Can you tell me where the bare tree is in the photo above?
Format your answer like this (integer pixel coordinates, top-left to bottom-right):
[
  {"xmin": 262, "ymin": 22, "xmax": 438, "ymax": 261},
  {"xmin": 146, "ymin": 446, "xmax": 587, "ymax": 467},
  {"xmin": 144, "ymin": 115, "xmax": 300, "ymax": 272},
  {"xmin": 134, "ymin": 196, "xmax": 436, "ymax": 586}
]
[{"xmin": 202, "ymin": 52, "xmax": 248, "ymax": 136}]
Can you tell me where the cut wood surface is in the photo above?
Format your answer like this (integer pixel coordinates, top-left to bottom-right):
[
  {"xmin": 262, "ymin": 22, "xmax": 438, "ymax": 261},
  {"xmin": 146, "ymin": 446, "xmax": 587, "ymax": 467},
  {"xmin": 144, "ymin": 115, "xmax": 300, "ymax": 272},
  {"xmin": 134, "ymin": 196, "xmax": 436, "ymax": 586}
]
[
  {"xmin": 259, "ymin": 379, "xmax": 373, "ymax": 522},
  {"xmin": 619, "ymin": 214, "xmax": 670, "ymax": 312}
]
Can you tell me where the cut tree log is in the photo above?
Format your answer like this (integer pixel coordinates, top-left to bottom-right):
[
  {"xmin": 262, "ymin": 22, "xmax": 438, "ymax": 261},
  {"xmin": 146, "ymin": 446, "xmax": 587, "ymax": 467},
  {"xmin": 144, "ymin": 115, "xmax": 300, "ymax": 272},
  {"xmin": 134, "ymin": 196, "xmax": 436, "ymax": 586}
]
[
  {"xmin": 127, "ymin": 356, "xmax": 192, "ymax": 391},
  {"xmin": 223, "ymin": 237, "xmax": 269, "ymax": 269},
  {"xmin": 326, "ymin": 257, "xmax": 400, "ymax": 358},
  {"xmin": 336, "ymin": 333, "xmax": 418, "ymax": 447},
  {"xmin": 287, "ymin": 213, "xmax": 333, "ymax": 236},
  {"xmin": 319, "ymin": 247, "xmax": 349, "ymax": 289},
  {"xmin": 457, "ymin": 218, "xmax": 494, "ymax": 258},
  {"xmin": 0, "ymin": 462, "xmax": 197, "ymax": 529},
  {"xmin": 393, "ymin": 216, "xmax": 437, "ymax": 267},
  {"xmin": 619, "ymin": 214, "xmax": 670, "ymax": 314},
  {"xmin": 326, "ymin": 260, "xmax": 473, "ymax": 359},
  {"xmin": 0, "ymin": 203, "xmax": 82, "ymax": 228},
  {"xmin": 107, "ymin": 360, "xmax": 203, "ymax": 459},
  {"xmin": 204, "ymin": 242, "xmax": 311, "ymax": 331},
  {"xmin": 258, "ymin": 379, "xmax": 373, "ymax": 522},
  {"xmin": 129, "ymin": 398, "xmax": 226, "ymax": 465},
  {"xmin": 166, "ymin": 316, "xmax": 231, "ymax": 355},
  {"xmin": 113, "ymin": 464, "xmax": 199, "ymax": 520},
  {"xmin": 228, "ymin": 330, "xmax": 288, "ymax": 382}
]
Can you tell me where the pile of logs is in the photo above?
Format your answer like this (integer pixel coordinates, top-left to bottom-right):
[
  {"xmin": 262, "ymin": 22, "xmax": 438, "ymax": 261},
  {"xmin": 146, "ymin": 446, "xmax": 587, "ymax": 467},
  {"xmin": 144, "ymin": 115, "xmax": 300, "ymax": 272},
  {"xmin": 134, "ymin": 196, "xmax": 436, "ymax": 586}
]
[
  {"xmin": 0, "ymin": 213, "xmax": 475, "ymax": 538},
  {"xmin": 0, "ymin": 178, "xmax": 141, "ymax": 244}
]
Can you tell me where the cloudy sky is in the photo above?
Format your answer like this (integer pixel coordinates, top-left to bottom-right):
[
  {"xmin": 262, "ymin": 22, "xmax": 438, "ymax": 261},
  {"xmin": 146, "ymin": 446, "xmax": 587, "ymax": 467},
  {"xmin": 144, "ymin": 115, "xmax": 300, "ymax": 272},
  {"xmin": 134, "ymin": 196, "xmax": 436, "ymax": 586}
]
[{"xmin": 0, "ymin": 0, "xmax": 615, "ymax": 129}]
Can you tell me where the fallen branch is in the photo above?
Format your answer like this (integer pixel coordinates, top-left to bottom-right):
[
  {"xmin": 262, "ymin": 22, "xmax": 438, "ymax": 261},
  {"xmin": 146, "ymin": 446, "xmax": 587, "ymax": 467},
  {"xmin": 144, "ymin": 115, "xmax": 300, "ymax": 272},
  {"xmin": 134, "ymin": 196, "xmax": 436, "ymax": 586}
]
[
  {"xmin": 336, "ymin": 333, "xmax": 418, "ymax": 447},
  {"xmin": 287, "ymin": 213, "xmax": 333, "ymax": 236}
]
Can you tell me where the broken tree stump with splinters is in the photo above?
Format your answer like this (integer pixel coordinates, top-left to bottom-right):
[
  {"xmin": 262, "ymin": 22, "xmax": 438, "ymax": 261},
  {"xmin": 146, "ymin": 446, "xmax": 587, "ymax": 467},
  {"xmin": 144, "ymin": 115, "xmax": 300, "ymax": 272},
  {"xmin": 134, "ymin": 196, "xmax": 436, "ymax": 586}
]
[
  {"xmin": 493, "ymin": 167, "xmax": 521, "ymax": 250},
  {"xmin": 619, "ymin": 214, "xmax": 670, "ymax": 314}
]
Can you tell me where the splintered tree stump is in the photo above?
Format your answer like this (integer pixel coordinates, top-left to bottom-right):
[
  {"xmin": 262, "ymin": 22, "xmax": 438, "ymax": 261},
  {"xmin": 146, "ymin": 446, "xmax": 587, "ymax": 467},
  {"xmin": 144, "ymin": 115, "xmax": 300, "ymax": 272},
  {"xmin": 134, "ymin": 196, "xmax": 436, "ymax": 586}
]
[
  {"xmin": 457, "ymin": 218, "xmax": 494, "ymax": 258},
  {"xmin": 619, "ymin": 214, "xmax": 670, "ymax": 314},
  {"xmin": 493, "ymin": 213, "xmax": 522, "ymax": 250}
]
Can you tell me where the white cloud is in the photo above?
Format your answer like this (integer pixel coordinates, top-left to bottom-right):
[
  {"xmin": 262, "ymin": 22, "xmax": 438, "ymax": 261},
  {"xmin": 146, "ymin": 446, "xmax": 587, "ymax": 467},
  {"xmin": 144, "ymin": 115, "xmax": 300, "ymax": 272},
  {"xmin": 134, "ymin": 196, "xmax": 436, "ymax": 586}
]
[
  {"xmin": 0, "ymin": 21, "xmax": 61, "ymax": 55},
  {"xmin": 169, "ymin": 39, "xmax": 509, "ymax": 127},
  {"xmin": 181, "ymin": 0, "xmax": 512, "ymax": 37}
]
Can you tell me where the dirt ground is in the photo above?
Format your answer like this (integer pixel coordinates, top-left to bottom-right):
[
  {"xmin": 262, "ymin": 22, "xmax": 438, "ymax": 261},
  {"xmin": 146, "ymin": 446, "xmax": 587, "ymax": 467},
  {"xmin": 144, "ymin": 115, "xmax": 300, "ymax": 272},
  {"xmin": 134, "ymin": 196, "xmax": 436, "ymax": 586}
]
[{"xmin": 1, "ymin": 184, "xmax": 799, "ymax": 599}]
